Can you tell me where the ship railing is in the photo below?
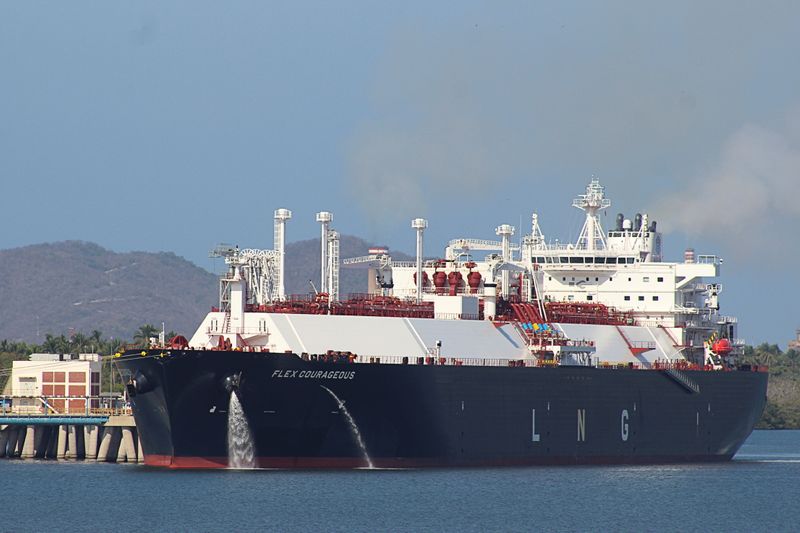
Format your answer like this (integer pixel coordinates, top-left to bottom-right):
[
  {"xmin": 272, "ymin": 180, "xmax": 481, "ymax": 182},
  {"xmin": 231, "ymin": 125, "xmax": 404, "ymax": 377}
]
[
  {"xmin": 433, "ymin": 313, "xmax": 481, "ymax": 321},
  {"xmin": 696, "ymin": 255, "xmax": 719, "ymax": 265},
  {"xmin": 634, "ymin": 320, "xmax": 674, "ymax": 328},
  {"xmin": 339, "ymin": 354, "xmax": 736, "ymax": 372}
]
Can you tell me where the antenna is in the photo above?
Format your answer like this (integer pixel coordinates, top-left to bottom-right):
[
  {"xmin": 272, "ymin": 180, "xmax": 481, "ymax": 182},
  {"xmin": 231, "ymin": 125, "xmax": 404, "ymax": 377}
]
[{"xmin": 573, "ymin": 178, "xmax": 611, "ymax": 251}]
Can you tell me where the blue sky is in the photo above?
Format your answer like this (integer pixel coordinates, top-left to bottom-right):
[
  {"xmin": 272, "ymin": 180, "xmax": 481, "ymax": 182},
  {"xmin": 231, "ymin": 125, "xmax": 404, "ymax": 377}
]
[{"xmin": 2, "ymin": 1, "xmax": 800, "ymax": 346}]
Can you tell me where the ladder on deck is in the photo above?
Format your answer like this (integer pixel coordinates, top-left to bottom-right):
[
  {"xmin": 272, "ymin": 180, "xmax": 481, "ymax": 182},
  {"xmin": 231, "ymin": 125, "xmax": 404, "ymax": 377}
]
[
  {"xmin": 615, "ymin": 326, "xmax": 655, "ymax": 356},
  {"xmin": 664, "ymin": 368, "xmax": 701, "ymax": 394}
]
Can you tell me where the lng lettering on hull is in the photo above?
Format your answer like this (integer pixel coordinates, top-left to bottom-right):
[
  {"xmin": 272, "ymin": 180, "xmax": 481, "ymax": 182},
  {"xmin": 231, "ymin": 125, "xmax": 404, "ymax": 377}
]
[{"xmin": 116, "ymin": 180, "xmax": 767, "ymax": 469}]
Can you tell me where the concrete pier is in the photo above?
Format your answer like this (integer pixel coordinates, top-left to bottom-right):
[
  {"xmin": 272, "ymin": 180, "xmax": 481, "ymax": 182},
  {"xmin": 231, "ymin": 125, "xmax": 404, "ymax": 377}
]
[
  {"xmin": 33, "ymin": 426, "xmax": 47, "ymax": 458},
  {"xmin": 121, "ymin": 427, "xmax": 137, "ymax": 463},
  {"xmin": 66, "ymin": 425, "xmax": 78, "ymax": 459},
  {"xmin": 21, "ymin": 426, "xmax": 35, "ymax": 459},
  {"xmin": 45, "ymin": 427, "xmax": 59, "ymax": 458},
  {"xmin": 97, "ymin": 427, "xmax": 112, "ymax": 462},
  {"xmin": 57, "ymin": 425, "xmax": 68, "ymax": 459},
  {"xmin": 6, "ymin": 427, "xmax": 19, "ymax": 457},
  {"xmin": 116, "ymin": 429, "xmax": 127, "ymax": 463},
  {"xmin": 84, "ymin": 425, "xmax": 99, "ymax": 461},
  {"xmin": 16, "ymin": 429, "xmax": 25, "ymax": 456},
  {"xmin": 0, "ymin": 414, "xmax": 138, "ymax": 465},
  {"xmin": 0, "ymin": 428, "xmax": 8, "ymax": 458}
]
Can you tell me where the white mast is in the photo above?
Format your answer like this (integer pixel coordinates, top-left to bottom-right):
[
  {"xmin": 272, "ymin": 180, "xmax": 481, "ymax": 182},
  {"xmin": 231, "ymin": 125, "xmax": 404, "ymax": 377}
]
[
  {"xmin": 411, "ymin": 218, "xmax": 428, "ymax": 303},
  {"xmin": 496, "ymin": 224, "xmax": 515, "ymax": 298},
  {"xmin": 316, "ymin": 211, "xmax": 333, "ymax": 294},
  {"xmin": 530, "ymin": 213, "xmax": 547, "ymax": 250},
  {"xmin": 327, "ymin": 230, "xmax": 340, "ymax": 302},
  {"xmin": 273, "ymin": 208, "xmax": 292, "ymax": 301},
  {"xmin": 573, "ymin": 178, "xmax": 611, "ymax": 251}
]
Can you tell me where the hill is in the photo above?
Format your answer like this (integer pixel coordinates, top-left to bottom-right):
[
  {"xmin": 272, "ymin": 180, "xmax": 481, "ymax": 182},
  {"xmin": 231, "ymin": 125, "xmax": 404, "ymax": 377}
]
[
  {"xmin": 0, "ymin": 237, "xmax": 406, "ymax": 342},
  {"xmin": 0, "ymin": 241, "xmax": 218, "ymax": 342}
]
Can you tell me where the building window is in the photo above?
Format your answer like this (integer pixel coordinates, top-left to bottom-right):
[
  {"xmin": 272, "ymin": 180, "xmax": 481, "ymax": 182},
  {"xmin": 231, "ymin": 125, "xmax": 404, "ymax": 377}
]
[
  {"xmin": 638, "ymin": 296, "xmax": 645, "ymax": 301},
  {"xmin": 657, "ymin": 277, "xmax": 664, "ymax": 282},
  {"xmin": 624, "ymin": 296, "xmax": 631, "ymax": 301},
  {"xmin": 653, "ymin": 296, "xmax": 659, "ymax": 301}
]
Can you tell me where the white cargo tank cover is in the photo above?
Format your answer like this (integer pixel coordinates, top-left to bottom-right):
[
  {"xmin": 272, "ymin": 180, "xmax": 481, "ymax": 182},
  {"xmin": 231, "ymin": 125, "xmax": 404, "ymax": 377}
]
[{"xmin": 265, "ymin": 313, "xmax": 528, "ymax": 359}]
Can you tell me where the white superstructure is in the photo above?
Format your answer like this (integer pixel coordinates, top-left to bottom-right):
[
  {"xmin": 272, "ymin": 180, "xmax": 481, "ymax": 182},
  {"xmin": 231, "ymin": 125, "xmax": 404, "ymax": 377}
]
[{"xmin": 189, "ymin": 180, "xmax": 738, "ymax": 369}]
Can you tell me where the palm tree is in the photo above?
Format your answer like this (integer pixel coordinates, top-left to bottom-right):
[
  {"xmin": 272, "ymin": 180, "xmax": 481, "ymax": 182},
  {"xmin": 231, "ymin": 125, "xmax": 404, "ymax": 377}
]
[{"xmin": 133, "ymin": 324, "xmax": 159, "ymax": 347}]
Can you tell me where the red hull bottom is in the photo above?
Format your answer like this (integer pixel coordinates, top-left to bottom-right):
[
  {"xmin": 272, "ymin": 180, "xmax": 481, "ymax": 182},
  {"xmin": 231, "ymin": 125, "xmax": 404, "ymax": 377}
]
[{"xmin": 144, "ymin": 454, "xmax": 733, "ymax": 469}]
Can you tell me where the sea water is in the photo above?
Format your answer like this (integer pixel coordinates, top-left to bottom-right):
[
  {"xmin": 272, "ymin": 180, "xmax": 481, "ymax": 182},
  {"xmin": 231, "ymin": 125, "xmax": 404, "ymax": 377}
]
[{"xmin": 1, "ymin": 430, "xmax": 799, "ymax": 533}]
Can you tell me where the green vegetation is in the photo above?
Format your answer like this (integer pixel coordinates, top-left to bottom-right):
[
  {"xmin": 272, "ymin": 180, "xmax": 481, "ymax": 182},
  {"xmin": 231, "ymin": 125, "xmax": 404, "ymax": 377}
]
[
  {"xmin": 0, "ymin": 326, "xmax": 169, "ymax": 394},
  {"xmin": 740, "ymin": 344, "xmax": 800, "ymax": 429}
]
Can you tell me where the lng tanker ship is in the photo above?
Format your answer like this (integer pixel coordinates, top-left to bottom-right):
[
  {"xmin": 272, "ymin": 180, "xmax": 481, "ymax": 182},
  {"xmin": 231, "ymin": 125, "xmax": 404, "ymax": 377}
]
[{"xmin": 117, "ymin": 180, "xmax": 767, "ymax": 468}]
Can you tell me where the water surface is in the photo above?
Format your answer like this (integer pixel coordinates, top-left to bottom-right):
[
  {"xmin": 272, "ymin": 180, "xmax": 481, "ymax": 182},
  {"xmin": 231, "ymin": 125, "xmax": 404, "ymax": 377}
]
[{"xmin": 2, "ymin": 430, "xmax": 798, "ymax": 532}]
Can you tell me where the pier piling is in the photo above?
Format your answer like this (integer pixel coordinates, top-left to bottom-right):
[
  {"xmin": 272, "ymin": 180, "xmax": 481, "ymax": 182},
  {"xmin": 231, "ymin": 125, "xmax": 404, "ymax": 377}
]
[
  {"xmin": 57, "ymin": 425, "xmax": 68, "ymax": 459},
  {"xmin": 21, "ymin": 426, "xmax": 35, "ymax": 459},
  {"xmin": 121, "ymin": 427, "xmax": 136, "ymax": 463},
  {"xmin": 66, "ymin": 425, "xmax": 78, "ymax": 459},
  {"xmin": 0, "ymin": 428, "xmax": 8, "ymax": 458}
]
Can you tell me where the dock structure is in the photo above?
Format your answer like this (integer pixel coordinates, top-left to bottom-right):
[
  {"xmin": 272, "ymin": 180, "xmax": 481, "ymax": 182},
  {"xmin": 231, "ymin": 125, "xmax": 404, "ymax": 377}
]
[{"xmin": 0, "ymin": 397, "xmax": 141, "ymax": 463}]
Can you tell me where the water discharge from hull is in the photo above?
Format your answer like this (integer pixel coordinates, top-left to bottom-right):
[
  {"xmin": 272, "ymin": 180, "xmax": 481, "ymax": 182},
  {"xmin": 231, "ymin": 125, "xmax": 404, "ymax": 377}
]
[
  {"xmin": 227, "ymin": 391, "xmax": 256, "ymax": 469},
  {"xmin": 320, "ymin": 385, "xmax": 374, "ymax": 469}
]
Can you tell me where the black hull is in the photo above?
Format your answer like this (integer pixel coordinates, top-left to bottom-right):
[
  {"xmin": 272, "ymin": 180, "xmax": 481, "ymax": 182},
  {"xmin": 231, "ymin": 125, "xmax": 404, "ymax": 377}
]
[{"xmin": 117, "ymin": 350, "xmax": 768, "ymax": 469}]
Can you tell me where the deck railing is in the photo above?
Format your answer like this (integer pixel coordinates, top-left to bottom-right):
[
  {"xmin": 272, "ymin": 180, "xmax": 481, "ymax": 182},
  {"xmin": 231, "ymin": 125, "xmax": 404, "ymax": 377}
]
[{"xmin": 0, "ymin": 396, "xmax": 130, "ymax": 416}]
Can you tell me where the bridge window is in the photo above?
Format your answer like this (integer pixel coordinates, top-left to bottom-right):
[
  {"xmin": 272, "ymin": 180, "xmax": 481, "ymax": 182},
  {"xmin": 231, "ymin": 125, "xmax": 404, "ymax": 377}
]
[
  {"xmin": 617, "ymin": 258, "xmax": 626, "ymax": 264},
  {"xmin": 569, "ymin": 257, "xmax": 584, "ymax": 264},
  {"xmin": 560, "ymin": 257, "xmax": 569, "ymax": 264},
  {"xmin": 627, "ymin": 258, "xmax": 635, "ymax": 264}
]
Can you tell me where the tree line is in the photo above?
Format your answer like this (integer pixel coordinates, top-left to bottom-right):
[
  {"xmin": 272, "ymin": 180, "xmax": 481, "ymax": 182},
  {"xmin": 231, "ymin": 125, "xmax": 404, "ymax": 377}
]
[
  {"xmin": 741, "ymin": 343, "xmax": 800, "ymax": 429},
  {"xmin": 0, "ymin": 325, "xmax": 169, "ymax": 393}
]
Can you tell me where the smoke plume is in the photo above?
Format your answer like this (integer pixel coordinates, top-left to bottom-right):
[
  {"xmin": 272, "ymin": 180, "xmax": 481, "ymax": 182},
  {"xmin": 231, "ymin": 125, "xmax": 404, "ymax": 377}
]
[{"xmin": 653, "ymin": 110, "xmax": 800, "ymax": 258}]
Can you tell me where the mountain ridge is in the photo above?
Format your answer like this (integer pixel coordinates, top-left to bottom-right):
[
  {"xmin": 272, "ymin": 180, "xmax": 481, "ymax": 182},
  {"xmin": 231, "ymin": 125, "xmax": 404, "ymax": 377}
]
[{"xmin": 0, "ymin": 237, "xmax": 408, "ymax": 343}]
